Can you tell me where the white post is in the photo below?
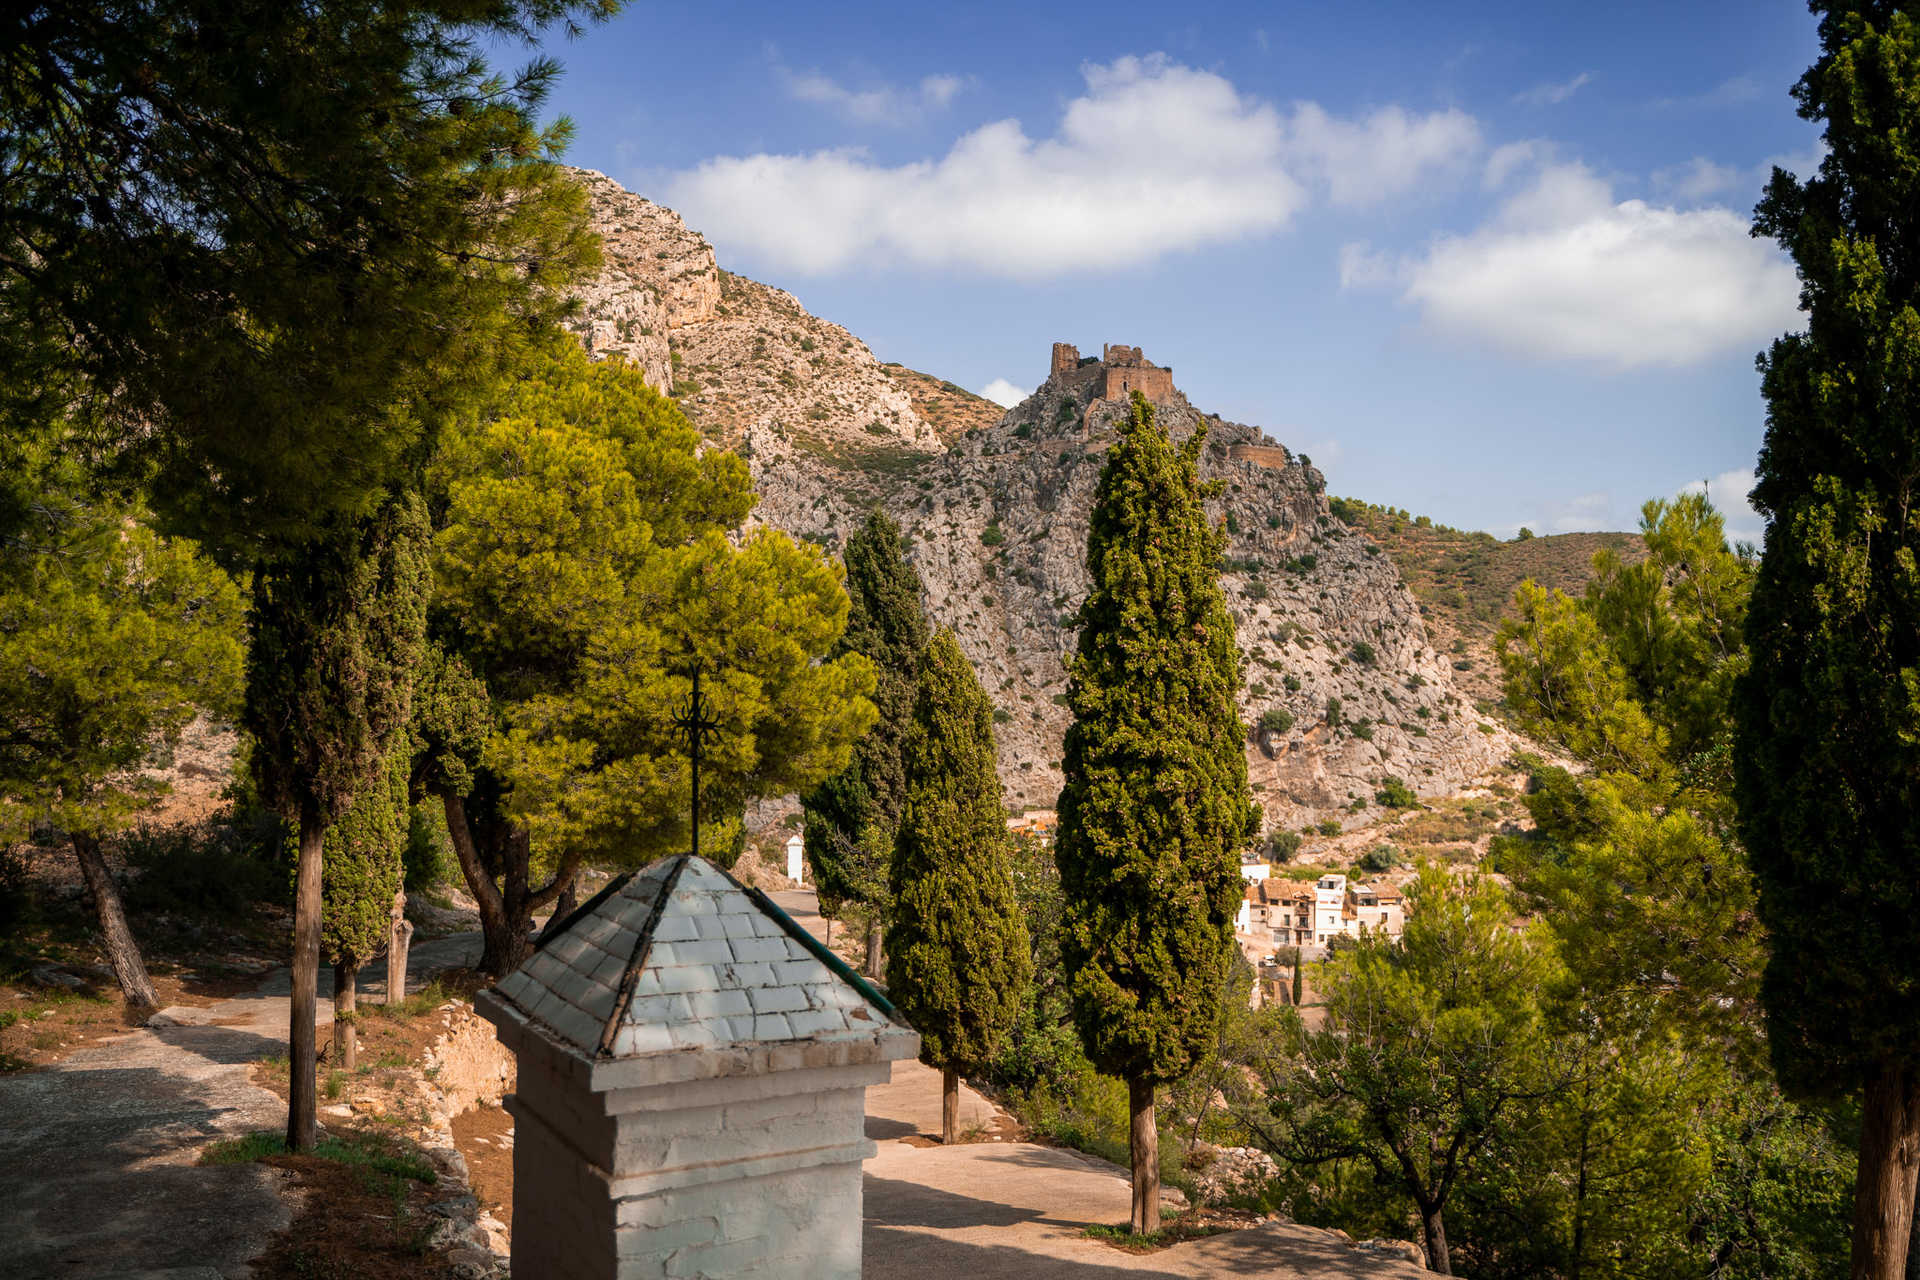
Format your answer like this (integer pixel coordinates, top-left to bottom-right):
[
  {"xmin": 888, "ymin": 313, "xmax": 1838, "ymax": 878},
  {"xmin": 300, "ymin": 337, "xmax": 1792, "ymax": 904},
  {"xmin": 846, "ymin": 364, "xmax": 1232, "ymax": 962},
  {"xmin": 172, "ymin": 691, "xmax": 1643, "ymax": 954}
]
[{"xmin": 786, "ymin": 834, "xmax": 804, "ymax": 885}]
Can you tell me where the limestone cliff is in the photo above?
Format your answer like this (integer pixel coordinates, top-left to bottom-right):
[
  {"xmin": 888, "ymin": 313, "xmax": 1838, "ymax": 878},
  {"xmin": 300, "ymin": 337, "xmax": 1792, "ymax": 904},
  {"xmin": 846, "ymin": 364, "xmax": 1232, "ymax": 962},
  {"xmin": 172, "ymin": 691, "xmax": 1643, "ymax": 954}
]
[{"xmin": 567, "ymin": 170, "xmax": 1513, "ymax": 830}]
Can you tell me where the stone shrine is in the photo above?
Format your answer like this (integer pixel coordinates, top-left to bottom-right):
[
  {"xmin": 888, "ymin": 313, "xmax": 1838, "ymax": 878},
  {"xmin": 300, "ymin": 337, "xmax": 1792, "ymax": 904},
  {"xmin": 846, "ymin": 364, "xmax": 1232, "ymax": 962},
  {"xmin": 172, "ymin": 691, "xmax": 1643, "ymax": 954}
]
[{"xmin": 475, "ymin": 854, "xmax": 918, "ymax": 1279}]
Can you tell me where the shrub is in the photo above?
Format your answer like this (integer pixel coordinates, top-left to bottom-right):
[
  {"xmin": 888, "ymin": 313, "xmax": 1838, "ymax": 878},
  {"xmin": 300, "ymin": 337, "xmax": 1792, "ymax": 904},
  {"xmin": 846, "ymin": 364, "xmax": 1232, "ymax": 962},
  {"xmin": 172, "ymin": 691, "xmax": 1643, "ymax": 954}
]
[
  {"xmin": 402, "ymin": 805, "xmax": 457, "ymax": 894},
  {"xmin": 1267, "ymin": 830, "xmax": 1303, "ymax": 862},
  {"xmin": 1350, "ymin": 718, "xmax": 1374, "ymax": 742},
  {"xmin": 1013, "ymin": 423, "xmax": 1033, "ymax": 439},
  {"xmin": 1324, "ymin": 697, "xmax": 1344, "ymax": 729},
  {"xmin": 1258, "ymin": 708, "xmax": 1295, "ymax": 735},
  {"xmin": 1316, "ymin": 820, "xmax": 1342, "ymax": 836},
  {"xmin": 1350, "ymin": 641, "xmax": 1377, "ymax": 666},
  {"xmin": 120, "ymin": 813, "xmax": 290, "ymax": 919},
  {"xmin": 980, "ymin": 523, "xmax": 1006, "ymax": 547},
  {"xmin": 1355, "ymin": 844, "xmax": 1400, "ymax": 874},
  {"xmin": 1374, "ymin": 776, "xmax": 1418, "ymax": 809}
]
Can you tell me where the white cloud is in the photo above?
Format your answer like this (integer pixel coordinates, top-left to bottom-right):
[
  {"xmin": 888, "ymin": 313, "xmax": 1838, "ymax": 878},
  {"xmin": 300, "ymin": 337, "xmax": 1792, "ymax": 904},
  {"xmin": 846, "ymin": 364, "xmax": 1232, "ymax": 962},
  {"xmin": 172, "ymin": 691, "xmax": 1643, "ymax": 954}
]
[
  {"xmin": 1516, "ymin": 72, "xmax": 1592, "ymax": 107},
  {"xmin": 1284, "ymin": 103, "xmax": 1481, "ymax": 207},
  {"xmin": 782, "ymin": 68, "xmax": 970, "ymax": 126},
  {"xmin": 667, "ymin": 55, "xmax": 1480, "ymax": 278},
  {"xmin": 1484, "ymin": 139, "xmax": 1551, "ymax": 189},
  {"xmin": 1680, "ymin": 468, "xmax": 1762, "ymax": 545},
  {"xmin": 977, "ymin": 378, "xmax": 1027, "ymax": 408},
  {"xmin": 1550, "ymin": 491, "xmax": 1612, "ymax": 532},
  {"xmin": 1655, "ymin": 74, "xmax": 1764, "ymax": 111},
  {"xmin": 1652, "ymin": 156, "xmax": 1741, "ymax": 202},
  {"xmin": 1349, "ymin": 162, "xmax": 1803, "ymax": 368}
]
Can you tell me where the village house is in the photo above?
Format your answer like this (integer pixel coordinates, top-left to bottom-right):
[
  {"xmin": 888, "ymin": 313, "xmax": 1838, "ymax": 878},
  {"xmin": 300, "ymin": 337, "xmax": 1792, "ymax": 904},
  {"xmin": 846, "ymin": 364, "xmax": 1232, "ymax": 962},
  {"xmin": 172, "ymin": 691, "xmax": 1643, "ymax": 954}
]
[{"xmin": 1237, "ymin": 873, "xmax": 1407, "ymax": 958}]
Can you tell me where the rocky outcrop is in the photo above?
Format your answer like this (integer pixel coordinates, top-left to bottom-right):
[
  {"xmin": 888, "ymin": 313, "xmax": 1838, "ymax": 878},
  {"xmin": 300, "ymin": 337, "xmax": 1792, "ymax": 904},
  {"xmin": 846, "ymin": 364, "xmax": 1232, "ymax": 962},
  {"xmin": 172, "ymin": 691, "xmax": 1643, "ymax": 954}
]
[
  {"xmin": 569, "ymin": 171, "xmax": 1512, "ymax": 827},
  {"xmin": 749, "ymin": 364, "xmax": 1512, "ymax": 823},
  {"xmin": 566, "ymin": 167, "xmax": 939, "ymax": 454}
]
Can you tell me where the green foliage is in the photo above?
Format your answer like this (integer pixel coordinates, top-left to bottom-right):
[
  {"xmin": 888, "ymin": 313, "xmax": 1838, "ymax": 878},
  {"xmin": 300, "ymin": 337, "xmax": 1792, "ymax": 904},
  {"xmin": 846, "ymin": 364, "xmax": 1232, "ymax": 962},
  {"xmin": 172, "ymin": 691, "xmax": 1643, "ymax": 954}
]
[
  {"xmin": 1353, "ymin": 845, "xmax": 1399, "ymax": 874},
  {"xmin": 1316, "ymin": 820, "xmax": 1342, "ymax": 837},
  {"xmin": 431, "ymin": 346, "xmax": 876, "ymax": 871},
  {"xmin": 1262, "ymin": 869, "xmax": 1558, "ymax": 1271},
  {"xmin": 802, "ymin": 510, "xmax": 929, "ymax": 919},
  {"xmin": 246, "ymin": 492, "xmax": 430, "ymax": 832},
  {"xmin": 1, "ymin": 1, "xmax": 611, "ymax": 559},
  {"xmin": 1373, "ymin": 776, "xmax": 1417, "ymax": 810},
  {"xmin": 1516, "ymin": 527, "xmax": 1535, "ymax": 541},
  {"xmin": 1267, "ymin": 829, "xmax": 1303, "ymax": 863},
  {"xmin": 401, "ymin": 805, "xmax": 456, "ymax": 895},
  {"xmin": 1348, "ymin": 641, "xmax": 1377, "ymax": 666},
  {"xmin": 1256, "ymin": 708, "xmax": 1294, "ymax": 735},
  {"xmin": 1736, "ymin": 1, "xmax": 1920, "ymax": 1107},
  {"xmin": 1322, "ymin": 696, "xmax": 1343, "ymax": 729},
  {"xmin": 119, "ymin": 815, "xmax": 290, "ymax": 919},
  {"xmin": 321, "ymin": 746, "xmax": 408, "ymax": 968},
  {"xmin": 980, "ymin": 522, "xmax": 1006, "ymax": 547},
  {"xmin": 887, "ymin": 631, "xmax": 1030, "ymax": 1075},
  {"xmin": 1056, "ymin": 394, "xmax": 1259, "ymax": 1089},
  {"xmin": 0, "ymin": 435, "xmax": 246, "ymax": 845}
]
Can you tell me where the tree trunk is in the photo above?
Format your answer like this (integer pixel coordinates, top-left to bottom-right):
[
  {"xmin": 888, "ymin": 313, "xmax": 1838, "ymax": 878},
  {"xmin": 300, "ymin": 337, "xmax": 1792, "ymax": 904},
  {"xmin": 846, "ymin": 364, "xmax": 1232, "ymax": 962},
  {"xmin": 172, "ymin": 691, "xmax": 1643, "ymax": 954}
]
[
  {"xmin": 288, "ymin": 809, "xmax": 325, "ymax": 1152},
  {"xmin": 1129, "ymin": 1076, "xmax": 1160, "ymax": 1235},
  {"xmin": 332, "ymin": 959, "xmax": 357, "ymax": 1072},
  {"xmin": 942, "ymin": 1069, "xmax": 960, "ymax": 1145},
  {"xmin": 534, "ymin": 871, "xmax": 579, "ymax": 947},
  {"xmin": 69, "ymin": 831, "xmax": 158, "ymax": 1010},
  {"xmin": 865, "ymin": 918, "xmax": 884, "ymax": 980},
  {"xmin": 385, "ymin": 891, "xmax": 411, "ymax": 1006},
  {"xmin": 442, "ymin": 791, "xmax": 523, "ymax": 976},
  {"xmin": 1853, "ymin": 1063, "xmax": 1920, "ymax": 1280},
  {"xmin": 1906, "ymin": 1180, "xmax": 1920, "ymax": 1280},
  {"xmin": 1420, "ymin": 1200, "xmax": 1452, "ymax": 1275}
]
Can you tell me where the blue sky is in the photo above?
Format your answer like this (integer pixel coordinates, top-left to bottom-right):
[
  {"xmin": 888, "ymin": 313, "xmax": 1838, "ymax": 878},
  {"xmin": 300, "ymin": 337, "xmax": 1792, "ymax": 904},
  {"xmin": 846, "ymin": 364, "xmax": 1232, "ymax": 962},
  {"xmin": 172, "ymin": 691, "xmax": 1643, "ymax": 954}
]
[{"xmin": 501, "ymin": 1, "xmax": 1825, "ymax": 541}]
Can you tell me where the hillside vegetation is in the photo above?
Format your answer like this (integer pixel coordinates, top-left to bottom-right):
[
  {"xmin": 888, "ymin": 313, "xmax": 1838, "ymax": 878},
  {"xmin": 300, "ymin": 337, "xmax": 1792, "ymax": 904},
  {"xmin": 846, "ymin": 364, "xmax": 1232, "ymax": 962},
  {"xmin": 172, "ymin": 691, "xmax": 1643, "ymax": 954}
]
[{"xmin": 1328, "ymin": 497, "xmax": 1642, "ymax": 645}]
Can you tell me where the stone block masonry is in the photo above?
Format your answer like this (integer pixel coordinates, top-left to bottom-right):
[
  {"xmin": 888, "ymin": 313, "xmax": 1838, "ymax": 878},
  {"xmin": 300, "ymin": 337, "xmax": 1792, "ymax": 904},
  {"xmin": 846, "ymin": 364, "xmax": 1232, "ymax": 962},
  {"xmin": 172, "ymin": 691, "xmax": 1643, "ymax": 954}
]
[{"xmin": 476, "ymin": 854, "xmax": 918, "ymax": 1279}]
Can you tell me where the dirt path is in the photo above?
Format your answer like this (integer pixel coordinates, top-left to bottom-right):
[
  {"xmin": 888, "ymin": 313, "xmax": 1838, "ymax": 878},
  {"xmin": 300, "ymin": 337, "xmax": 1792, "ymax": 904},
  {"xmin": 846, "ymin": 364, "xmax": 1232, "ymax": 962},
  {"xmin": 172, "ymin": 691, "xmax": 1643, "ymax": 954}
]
[
  {"xmin": 765, "ymin": 889, "xmax": 1427, "ymax": 1279},
  {"xmin": 0, "ymin": 934, "xmax": 480, "ymax": 1278}
]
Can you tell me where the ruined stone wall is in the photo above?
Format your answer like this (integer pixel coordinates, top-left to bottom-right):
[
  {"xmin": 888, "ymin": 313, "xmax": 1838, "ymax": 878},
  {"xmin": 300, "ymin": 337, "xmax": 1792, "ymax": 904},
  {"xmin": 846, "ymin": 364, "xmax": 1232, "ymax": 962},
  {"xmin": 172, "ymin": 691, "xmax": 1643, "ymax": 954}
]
[
  {"xmin": 1098, "ymin": 363, "xmax": 1175, "ymax": 402},
  {"xmin": 1050, "ymin": 342, "xmax": 1081, "ymax": 376}
]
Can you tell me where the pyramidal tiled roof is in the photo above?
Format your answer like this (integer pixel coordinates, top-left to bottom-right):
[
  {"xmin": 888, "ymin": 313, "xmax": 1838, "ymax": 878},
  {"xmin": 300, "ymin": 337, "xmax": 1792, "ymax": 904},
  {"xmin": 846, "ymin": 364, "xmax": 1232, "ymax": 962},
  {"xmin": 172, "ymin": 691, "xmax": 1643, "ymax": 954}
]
[{"xmin": 488, "ymin": 854, "xmax": 900, "ymax": 1060}]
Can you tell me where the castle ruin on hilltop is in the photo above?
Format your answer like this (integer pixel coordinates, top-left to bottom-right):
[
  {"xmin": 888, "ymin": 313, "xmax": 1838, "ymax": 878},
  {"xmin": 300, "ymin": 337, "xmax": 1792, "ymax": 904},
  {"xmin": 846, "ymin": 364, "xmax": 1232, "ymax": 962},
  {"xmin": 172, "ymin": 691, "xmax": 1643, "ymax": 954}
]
[{"xmin": 1050, "ymin": 342, "xmax": 1176, "ymax": 404}]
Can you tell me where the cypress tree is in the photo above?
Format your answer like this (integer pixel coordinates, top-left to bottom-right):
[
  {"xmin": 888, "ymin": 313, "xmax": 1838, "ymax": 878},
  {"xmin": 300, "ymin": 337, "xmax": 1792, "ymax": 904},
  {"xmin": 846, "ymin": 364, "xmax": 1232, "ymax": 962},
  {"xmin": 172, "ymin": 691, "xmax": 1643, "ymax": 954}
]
[
  {"xmin": 246, "ymin": 492, "xmax": 429, "ymax": 1150},
  {"xmin": 1055, "ymin": 393, "xmax": 1259, "ymax": 1234},
  {"xmin": 886, "ymin": 629, "xmax": 1030, "ymax": 1144},
  {"xmin": 1736, "ymin": 8, "xmax": 1920, "ymax": 1274},
  {"xmin": 320, "ymin": 744, "xmax": 409, "ymax": 1071},
  {"xmin": 802, "ymin": 510, "xmax": 930, "ymax": 974}
]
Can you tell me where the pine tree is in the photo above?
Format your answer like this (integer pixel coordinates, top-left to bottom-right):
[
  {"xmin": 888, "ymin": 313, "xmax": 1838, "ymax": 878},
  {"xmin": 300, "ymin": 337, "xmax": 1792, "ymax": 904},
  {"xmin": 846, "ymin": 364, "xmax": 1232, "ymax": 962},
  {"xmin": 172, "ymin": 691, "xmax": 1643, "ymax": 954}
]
[
  {"xmin": 886, "ymin": 629, "xmax": 1030, "ymax": 1144},
  {"xmin": 1, "ymin": 1, "xmax": 611, "ymax": 556},
  {"xmin": 0, "ymin": 431, "xmax": 245, "ymax": 1008},
  {"xmin": 320, "ymin": 744, "xmax": 409, "ymax": 1071},
  {"xmin": 1055, "ymin": 394, "xmax": 1259, "ymax": 1233},
  {"xmin": 802, "ymin": 510, "xmax": 931, "ymax": 976},
  {"xmin": 1736, "ymin": 8, "xmax": 1920, "ymax": 1274},
  {"xmin": 424, "ymin": 344, "xmax": 876, "ymax": 973},
  {"xmin": 246, "ymin": 492, "xmax": 430, "ymax": 1150}
]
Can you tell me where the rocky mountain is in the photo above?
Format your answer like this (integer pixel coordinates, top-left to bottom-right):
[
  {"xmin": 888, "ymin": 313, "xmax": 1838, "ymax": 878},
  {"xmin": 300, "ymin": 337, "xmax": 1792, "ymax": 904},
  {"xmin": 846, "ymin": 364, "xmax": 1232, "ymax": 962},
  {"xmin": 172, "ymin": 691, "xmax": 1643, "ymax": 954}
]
[{"xmin": 565, "ymin": 169, "xmax": 1514, "ymax": 831}]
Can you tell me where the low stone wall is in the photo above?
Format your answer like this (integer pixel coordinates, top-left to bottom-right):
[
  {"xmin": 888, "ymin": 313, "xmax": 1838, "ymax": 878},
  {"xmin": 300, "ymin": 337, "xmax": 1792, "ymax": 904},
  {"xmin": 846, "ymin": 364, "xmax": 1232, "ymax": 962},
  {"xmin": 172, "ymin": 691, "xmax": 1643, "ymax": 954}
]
[{"xmin": 426, "ymin": 1004, "xmax": 517, "ymax": 1117}]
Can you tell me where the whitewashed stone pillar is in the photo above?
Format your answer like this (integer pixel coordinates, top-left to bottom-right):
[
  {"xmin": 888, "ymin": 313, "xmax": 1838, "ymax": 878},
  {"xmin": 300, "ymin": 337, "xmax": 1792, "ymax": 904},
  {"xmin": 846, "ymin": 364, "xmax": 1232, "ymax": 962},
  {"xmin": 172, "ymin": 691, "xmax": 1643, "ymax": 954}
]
[{"xmin": 476, "ymin": 854, "xmax": 917, "ymax": 1280}]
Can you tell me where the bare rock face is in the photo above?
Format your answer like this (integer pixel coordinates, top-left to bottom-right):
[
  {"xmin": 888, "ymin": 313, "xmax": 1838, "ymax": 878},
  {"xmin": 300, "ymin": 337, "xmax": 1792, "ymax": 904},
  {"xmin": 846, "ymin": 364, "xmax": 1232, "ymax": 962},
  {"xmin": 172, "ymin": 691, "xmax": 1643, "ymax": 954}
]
[
  {"xmin": 566, "ymin": 168, "xmax": 719, "ymax": 390},
  {"xmin": 567, "ymin": 167, "xmax": 936, "ymax": 454},
  {"xmin": 566, "ymin": 170, "xmax": 1508, "ymax": 828},
  {"xmin": 750, "ymin": 367, "xmax": 1508, "ymax": 825}
]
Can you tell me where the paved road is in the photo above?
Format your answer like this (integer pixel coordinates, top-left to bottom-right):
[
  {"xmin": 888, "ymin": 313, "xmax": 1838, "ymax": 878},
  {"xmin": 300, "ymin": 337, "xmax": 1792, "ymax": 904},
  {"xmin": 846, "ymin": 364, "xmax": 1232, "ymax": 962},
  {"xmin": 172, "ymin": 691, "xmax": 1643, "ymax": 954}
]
[{"xmin": 0, "ymin": 933, "xmax": 479, "ymax": 1279}]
